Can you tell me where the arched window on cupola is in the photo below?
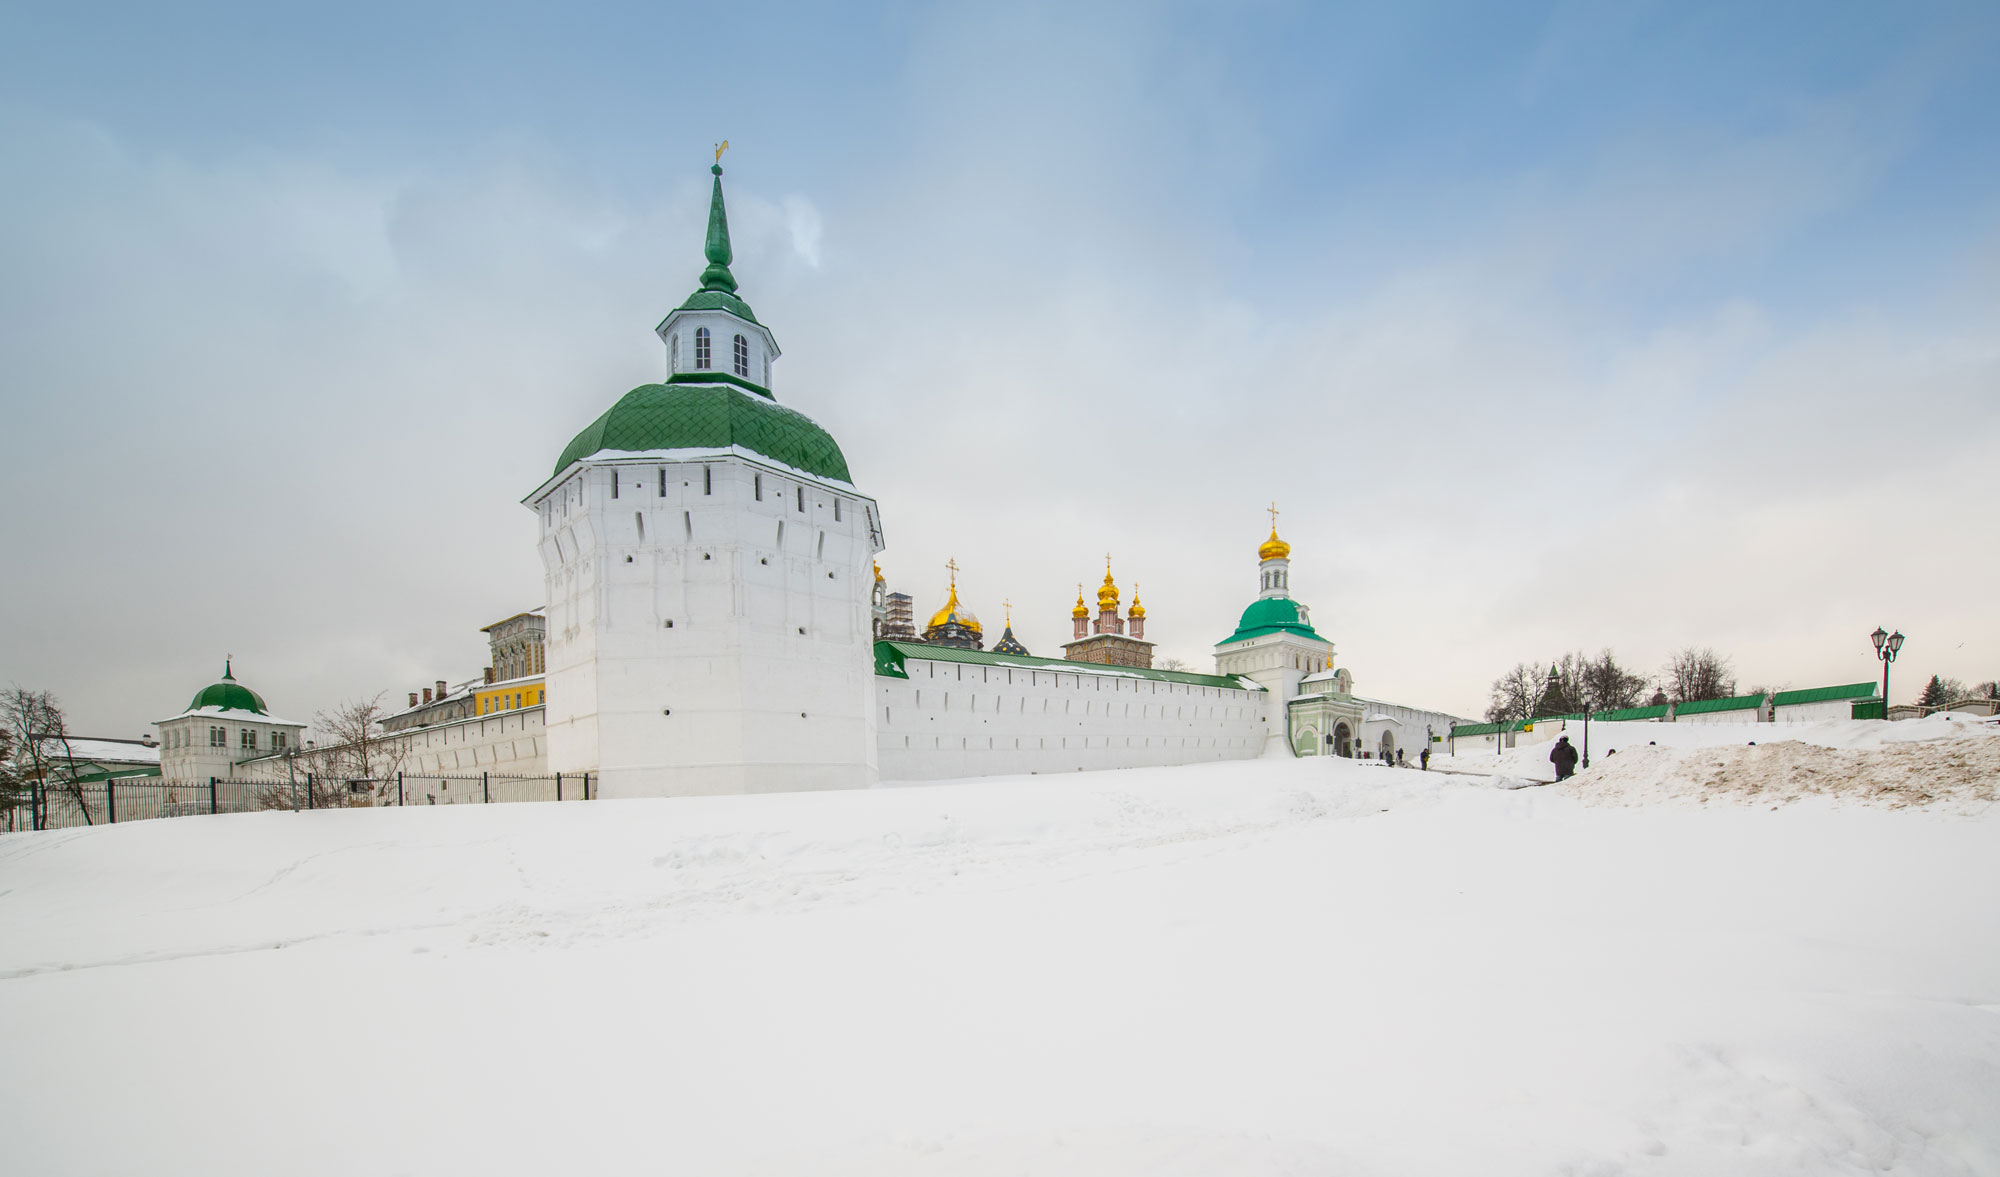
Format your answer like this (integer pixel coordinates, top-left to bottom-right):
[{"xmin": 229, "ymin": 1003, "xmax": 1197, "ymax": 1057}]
[
  {"xmin": 670, "ymin": 334, "xmax": 680, "ymax": 372},
  {"xmin": 733, "ymin": 334, "xmax": 750, "ymax": 378},
  {"xmin": 694, "ymin": 327, "xmax": 712, "ymax": 369}
]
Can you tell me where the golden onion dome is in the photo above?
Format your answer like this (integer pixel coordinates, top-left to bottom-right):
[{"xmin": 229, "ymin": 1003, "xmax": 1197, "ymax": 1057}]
[
  {"xmin": 1097, "ymin": 561, "xmax": 1120, "ymax": 609},
  {"xmin": 1072, "ymin": 586, "xmax": 1088, "ymax": 619},
  {"xmin": 927, "ymin": 583, "xmax": 982, "ymax": 634},
  {"xmin": 1128, "ymin": 588, "xmax": 1145, "ymax": 619},
  {"xmin": 1258, "ymin": 527, "xmax": 1291, "ymax": 561}
]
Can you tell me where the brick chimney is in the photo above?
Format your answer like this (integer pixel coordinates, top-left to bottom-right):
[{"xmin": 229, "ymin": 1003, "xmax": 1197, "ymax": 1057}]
[
  {"xmin": 422, "ymin": 687, "xmax": 433, "ymax": 705},
  {"xmin": 409, "ymin": 692, "xmax": 420, "ymax": 708},
  {"xmin": 436, "ymin": 679, "xmax": 448, "ymax": 699},
  {"xmin": 484, "ymin": 667, "xmax": 496, "ymax": 685}
]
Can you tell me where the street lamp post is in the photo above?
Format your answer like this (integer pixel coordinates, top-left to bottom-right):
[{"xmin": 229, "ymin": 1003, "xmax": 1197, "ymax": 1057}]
[
  {"xmin": 1580, "ymin": 693, "xmax": 1591, "ymax": 770},
  {"xmin": 1871, "ymin": 627, "xmax": 1905, "ymax": 717}
]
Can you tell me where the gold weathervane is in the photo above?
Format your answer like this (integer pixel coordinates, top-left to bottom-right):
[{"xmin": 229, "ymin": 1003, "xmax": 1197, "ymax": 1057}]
[{"xmin": 714, "ymin": 140, "xmax": 730, "ymax": 165}]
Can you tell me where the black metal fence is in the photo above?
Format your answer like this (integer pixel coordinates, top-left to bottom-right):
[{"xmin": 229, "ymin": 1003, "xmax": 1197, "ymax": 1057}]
[{"xmin": 4, "ymin": 771, "xmax": 594, "ymax": 833}]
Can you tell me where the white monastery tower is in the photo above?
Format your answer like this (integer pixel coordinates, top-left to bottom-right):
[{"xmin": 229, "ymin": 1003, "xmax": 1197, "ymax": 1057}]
[
  {"xmin": 524, "ymin": 155, "xmax": 886, "ymax": 797},
  {"xmin": 1213, "ymin": 507, "xmax": 1335, "ymax": 714}
]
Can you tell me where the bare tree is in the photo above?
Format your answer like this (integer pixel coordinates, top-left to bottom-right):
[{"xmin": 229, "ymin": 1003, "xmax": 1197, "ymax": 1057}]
[
  {"xmin": 1580, "ymin": 650, "xmax": 1648, "ymax": 711},
  {"xmin": 1936, "ymin": 676, "xmax": 1969, "ymax": 704},
  {"xmin": 0, "ymin": 724, "xmax": 31, "ymax": 824},
  {"xmin": 1664, "ymin": 647, "xmax": 1736, "ymax": 703},
  {"xmin": 1486, "ymin": 662, "xmax": 1543, "ymax": 723},
  {"xmin": 1157, "ymin": 657, "xmax": 1190, "ymax": 672},
  {"xmin": 257, "ymin": 694, "xmax": 409, "ymax": 810},
  {"xmin": 1, "ymin": 687, "xmax": 89, "ymax": 826}
]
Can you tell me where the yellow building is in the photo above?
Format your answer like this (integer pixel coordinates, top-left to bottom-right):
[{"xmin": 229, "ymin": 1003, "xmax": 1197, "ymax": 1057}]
[{"xmin": 475, "ymin": 678, "xmax": 544, "ymax": 715}]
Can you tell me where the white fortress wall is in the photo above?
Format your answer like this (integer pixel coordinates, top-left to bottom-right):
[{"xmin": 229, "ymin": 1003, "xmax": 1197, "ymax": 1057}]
[
  {"xmin": 396, "ymin": 707, "xmax": 547, "ymax": 775},
  {"xmin": 877, "ymin": 652, "xmax": 1272, "ymax": 782},
  {"xmin": 1353, "ymin": 698, "xmax": 1464, "ymax": 759}
]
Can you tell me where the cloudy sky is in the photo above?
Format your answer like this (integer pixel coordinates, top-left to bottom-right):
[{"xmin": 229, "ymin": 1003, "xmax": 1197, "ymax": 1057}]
[{"xmin": 3, "ymin": 0, "xmax": 1997, "ymax": 735}]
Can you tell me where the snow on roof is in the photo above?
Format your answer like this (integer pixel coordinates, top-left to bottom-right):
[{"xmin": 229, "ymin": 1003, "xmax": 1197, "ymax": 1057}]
[
  {"xmin": 58, "ymin": 738, "xmax": 161, "ymax": 766},
  {"xmin": 155, "ymin": 705, "xmax": 307, "ymax": 728}
]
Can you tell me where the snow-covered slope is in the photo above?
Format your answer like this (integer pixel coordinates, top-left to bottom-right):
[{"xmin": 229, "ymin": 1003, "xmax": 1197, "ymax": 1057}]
[
  {"xmin": 1, "ymin": 750, "xmax": 1997, "ymax": 1175},
  {"xmin": 1438, "ymin": 711, "xmax": 2000, "ymax": 799}
]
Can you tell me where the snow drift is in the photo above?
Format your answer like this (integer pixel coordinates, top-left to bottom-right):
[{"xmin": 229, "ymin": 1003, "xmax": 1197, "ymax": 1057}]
[{"xmin": 1, "ymin": 731, "xmax": 1997, "ymax": 1176}]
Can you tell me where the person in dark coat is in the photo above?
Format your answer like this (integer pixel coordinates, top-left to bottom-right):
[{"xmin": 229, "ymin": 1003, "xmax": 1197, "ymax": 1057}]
[
  {"xmin": 1550, "ymin": 735, "xmax": 1580, "ymax": 781},
  {"xmin": 1420, "ymin": 746, "xmax": 1431, "ymax": 771}
]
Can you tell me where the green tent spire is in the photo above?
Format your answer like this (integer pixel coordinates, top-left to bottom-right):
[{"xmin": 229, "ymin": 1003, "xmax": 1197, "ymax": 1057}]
[{"xmin": 698, "ymin": 164, "xmax": 738, "ymax": 295}]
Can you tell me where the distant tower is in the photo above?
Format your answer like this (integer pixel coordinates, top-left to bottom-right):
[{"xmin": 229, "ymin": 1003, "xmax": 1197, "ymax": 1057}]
[
  {"xmin": 991, "ymin": 599, "xmax": 1030, "ymax": 656},
  {"xmin": 1127, "ymin": 585, "xmax": 1146, "ymax": 641},
  {"xmin": 1071, "ymin": 585, "xmax": 1089, "ymax": 641},
  {"xmin": 1214, "ymin": 504, "xmax": 1333, "ymax": 710},
  {"xmin": 882, "ymin": 591, "xmax": 917, "ymax": 641},
  {"xmin": 1093, "ymin": 557, "xmax": 1124, "ymax": 635},
  {"xmin": 922, "ymin": 559, "xmax": 984, "ymax": 649},
  {"xmin": 1064, "ymin": 557, "xmax": 1153, "ymax": 669},
  {"xmin": 871, "ymin": 562, "xmax": 888, "ymax": 639},
  {"xmin": 527, "ymin": 153, "xmax": 886, "ymax": 797}
]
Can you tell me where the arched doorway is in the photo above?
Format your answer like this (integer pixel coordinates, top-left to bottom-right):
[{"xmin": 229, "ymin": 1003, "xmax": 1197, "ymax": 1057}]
[
  {"xmin": 1379, "ymin": 730, "xmax": 1396, "ymax": 761},
  {"xmin": 1332, "ymin": 722, "xmax": 1352, "ymax": 758}
]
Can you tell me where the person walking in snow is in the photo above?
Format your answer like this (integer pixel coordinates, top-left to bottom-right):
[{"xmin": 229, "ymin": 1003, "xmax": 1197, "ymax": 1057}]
[
  {"xmin": 1420, "ymin": 746, "xmax": 1431, "ymax": 771},
  {"xmin": 1550, "ymin": 735, "xmax": 1579, "ymax": 781}
]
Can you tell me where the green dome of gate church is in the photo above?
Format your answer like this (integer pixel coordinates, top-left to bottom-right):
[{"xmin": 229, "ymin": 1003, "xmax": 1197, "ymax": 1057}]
[
  {"xmin": 187, "ymin": 661, "xmax": 269, "ymax": 715},
  {"xmin": 1221, "ymin": 596, "xmax": 1324, "ymax": 644}
]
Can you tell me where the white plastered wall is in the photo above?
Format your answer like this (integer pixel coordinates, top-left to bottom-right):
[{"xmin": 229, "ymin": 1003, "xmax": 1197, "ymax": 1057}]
[
  {"xmin": 534, "ymin": 455, "xmax": 883, "ymax": 797},
  {"xmin": 877, "ymin": 657, "xmax": 1269, "ymax": 781}
]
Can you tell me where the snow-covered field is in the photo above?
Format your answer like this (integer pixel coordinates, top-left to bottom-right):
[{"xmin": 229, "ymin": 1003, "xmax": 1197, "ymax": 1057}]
[{"xmin": 3, "ymin": 720, "xmax": 1998, "ymax": 1175}]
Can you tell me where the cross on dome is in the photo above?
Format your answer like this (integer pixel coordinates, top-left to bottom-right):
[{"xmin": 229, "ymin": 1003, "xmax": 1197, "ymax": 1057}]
[{"xmin": 1259, "ymin": 502, "xmax": 1291, "ymax": 561}]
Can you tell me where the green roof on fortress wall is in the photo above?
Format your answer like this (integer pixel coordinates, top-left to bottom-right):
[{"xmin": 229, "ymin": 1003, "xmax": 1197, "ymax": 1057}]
[
  {"xmin": 1770, "ymin": 683, "xmax": 1878, "ymax": 706},
  {"xmin": 1589, "ymin": 705, "xmax": 1670, "ymax": 721},
  {"xmin": 1673, "ymin": 693, "xmax": 1767, "ymax": 715},
  {"xmin": 873, "ymin": 641, "xmax": 1262, "ymax": 693}
]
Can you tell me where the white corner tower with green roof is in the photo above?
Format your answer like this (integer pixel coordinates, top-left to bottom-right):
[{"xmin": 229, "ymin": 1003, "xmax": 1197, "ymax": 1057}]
[{"xmin": 525, "ymin": 157, "xmax": 886, "ymax": 797}]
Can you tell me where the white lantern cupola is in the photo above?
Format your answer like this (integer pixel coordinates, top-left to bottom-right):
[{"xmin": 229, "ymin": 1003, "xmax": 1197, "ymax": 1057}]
[{"xmin": 656, "ymin": 156, "xmax": 782, "ymax": 393}]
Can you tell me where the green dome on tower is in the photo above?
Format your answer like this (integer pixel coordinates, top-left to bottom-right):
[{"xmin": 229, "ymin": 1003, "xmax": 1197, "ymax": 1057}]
[
  {"xmin": 554, "ymin": 383, "xmax": 852, "ymax": 482},
  {"xmin": 1220, "ymin": 597, "xmax": 1324, "ymax": 644},
  {"xmin": 551, "ymin": 154, "xmax": 851, "ymax": 484},
  {"xmin": 187, "ymin": 661, "xmax": 269, "ymax": 715}
]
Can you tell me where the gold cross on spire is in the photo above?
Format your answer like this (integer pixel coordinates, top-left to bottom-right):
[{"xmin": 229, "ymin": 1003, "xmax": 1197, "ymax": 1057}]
[
  {"xmin": 1268, "ymin": 501, "xmax": 1280, "ymax": 531},
  {"xmin": 1003, "ymin": 597, "xmax": 1012, "ymax": 626},
  {"xmin": 945, "ymin": 557, "xmax": 959, "ymax": 587},
  {"xmin": 714, "ymin": 140, "xmax": 730, "ymax": 165}
]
